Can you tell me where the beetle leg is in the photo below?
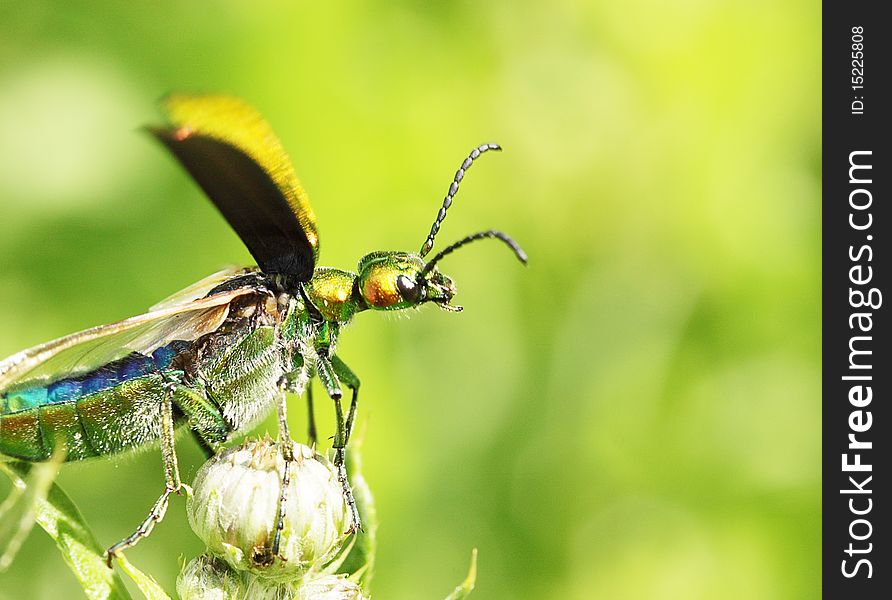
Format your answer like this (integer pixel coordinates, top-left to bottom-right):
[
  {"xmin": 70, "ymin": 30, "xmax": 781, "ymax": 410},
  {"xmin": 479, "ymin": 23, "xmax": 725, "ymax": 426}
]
[
  {"xmin": 173, "ymin": 383, "xmax": 230, "ymax": 459},
  {"xmin": 275, "ymin": 376, "xmax": 294, "ymax": 458},
  {"xmin": 316, "ymin": 354, "xmax": 360, "ymax": 533},
  {"xmin": 331, "ymin": 355, "xmax": 360, "ymax": 447},
  {"xmin": 189, "ymin": 429, "xmax": 215, "ymax": 460},
  {"xmin": 105, "ymin": 383, "xmax": 188, "ymax": 567},
  {"xmin": 281, "ymin": 350, "xmax": 315, "ymax": 447},
  {"xmin": 306, "ymin": 384, "xmax": 317, "ymax": 447},
  {"xmin": 270, "ymin": 376, "xmax": 294, "ymax": 558},
  {"xmin": 104, "ymin": 487, "xmax": 174, "ymax": 568}
]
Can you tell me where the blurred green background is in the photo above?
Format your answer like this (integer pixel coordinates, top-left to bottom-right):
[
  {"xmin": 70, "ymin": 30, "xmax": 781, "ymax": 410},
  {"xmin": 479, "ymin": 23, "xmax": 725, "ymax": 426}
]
[{"xmin": 0, "ymin": 1, "xmax": 820, "ymax": 598}]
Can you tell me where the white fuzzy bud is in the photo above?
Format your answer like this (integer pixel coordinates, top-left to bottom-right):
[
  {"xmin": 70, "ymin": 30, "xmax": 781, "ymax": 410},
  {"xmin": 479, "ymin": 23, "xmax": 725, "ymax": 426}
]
[
  {"xmin": 177, "ymin": 554, "xmax": 242, "ymax": 600},
  {"xmin": 187, "ymin": 439, "xmax": 349, "ymax": 581},
  {"xmin": 178, "ymin": 554, "xmax": 368, "ymax": 600},
  {"xmin": 289, "ymin": 575, "xmax": 367, "ymax": 600},
  {"xmin": 246, "ymin": 574, "xmax": 366, "ymax": 600}
]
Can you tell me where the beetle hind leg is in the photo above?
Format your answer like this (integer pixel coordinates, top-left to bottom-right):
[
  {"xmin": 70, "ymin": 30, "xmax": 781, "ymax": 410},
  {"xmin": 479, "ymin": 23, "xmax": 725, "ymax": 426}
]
[
  {"xmin": 104, "ymin": 486, "xmax": 176, "ymax": 567},
  {"xmin": 104, "ymin": 383, "xmax": 189, "ymax": 567}
]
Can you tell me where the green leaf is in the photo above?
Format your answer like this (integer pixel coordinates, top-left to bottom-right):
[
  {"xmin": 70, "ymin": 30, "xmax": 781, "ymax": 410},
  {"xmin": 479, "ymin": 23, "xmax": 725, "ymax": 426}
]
[
  {"xmin": 444, "ymin": 549, "xmax": 477, "ymax": 600},
  {"xmin": 114, "ymin": 553, "xmax": 172, "ymax": 600},
  {"xmin": 0, "ymin": 460, "xmax": 133, "ymax": 600},
  {"xmin": 0, "ymin": 457, "xmax": 58, "ymax": 570}
]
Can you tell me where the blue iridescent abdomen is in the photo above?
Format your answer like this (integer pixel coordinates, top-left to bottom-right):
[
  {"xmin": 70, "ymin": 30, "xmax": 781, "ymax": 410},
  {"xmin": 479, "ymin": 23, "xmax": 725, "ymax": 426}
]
[{"xmin": 0, "ymin": 340, "xmax": 191, "ymax": 415}]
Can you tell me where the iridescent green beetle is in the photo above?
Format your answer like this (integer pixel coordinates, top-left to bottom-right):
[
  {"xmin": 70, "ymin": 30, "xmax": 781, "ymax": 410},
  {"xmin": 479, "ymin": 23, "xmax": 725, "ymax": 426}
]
[{"xmin": 0, "ymin": 95, "xmax": 526, "ymax": 564}]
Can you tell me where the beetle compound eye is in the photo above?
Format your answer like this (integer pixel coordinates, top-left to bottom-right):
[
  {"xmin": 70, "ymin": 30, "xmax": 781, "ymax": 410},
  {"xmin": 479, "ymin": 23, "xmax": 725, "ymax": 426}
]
[{"xmin": 396, "ymin": 275, "xmax": 421, "ymax": 303}]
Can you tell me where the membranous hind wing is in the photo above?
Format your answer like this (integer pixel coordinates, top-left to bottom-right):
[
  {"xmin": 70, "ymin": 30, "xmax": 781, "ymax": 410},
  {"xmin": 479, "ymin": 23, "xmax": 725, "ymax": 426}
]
[
  {"xmin": 148, "ymin": 266, "xmax": 260, "ymax": 312},
  {"xmin": 149, "ymin": 94, "xmax": 320, "ymax": 280},
  {"xmin": 0, "ymin": 286, "xmax": 254, "ymax": 393},
  {"xmin": 0, "ymin": 279, "xmax": 261, "ymax": 462}
]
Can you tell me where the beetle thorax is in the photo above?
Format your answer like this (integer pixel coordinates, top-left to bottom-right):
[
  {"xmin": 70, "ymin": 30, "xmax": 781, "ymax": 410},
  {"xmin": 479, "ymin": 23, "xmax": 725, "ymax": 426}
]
[{"xmin": 302, "ymin": 267, "xmax": 360, "ymax": 324}]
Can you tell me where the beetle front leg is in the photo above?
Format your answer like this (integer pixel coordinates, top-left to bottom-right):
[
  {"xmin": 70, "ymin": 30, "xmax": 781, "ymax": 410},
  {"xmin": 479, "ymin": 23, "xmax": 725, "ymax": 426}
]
[
  {"xmin": 105, "ymin": 384, "xmax": 190, "ymax": 567},
  {"xmin": 331, "ymin": 355, "xmax": 360, "ymax": 447},
  {"xmin": 316, "ymin": 353, "xmax": 361, "ymax": 533}
]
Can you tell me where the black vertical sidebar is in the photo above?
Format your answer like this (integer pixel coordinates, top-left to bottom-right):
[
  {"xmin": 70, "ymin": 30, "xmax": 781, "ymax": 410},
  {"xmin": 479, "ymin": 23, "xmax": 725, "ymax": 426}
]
[{"xmin": 824, "ymin": 2, "xmax": 890, "ymax": 597}]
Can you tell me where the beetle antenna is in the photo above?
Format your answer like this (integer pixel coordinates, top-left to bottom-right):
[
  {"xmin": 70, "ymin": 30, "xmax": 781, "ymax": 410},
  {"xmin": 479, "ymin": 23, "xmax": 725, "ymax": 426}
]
[
  {"xmin": 420, "ymin": 230, "xmax": 527, "ymax": 278},
  {"xmin": 419, "ymin": 143, "xmax": 502, "ymax": 257}
]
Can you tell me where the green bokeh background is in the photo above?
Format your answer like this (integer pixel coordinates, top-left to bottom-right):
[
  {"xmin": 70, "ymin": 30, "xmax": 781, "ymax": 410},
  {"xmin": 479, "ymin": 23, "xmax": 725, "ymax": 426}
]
[{"xmin": 0, "ymin": 1, "xmax": 820, "ymax": 598}]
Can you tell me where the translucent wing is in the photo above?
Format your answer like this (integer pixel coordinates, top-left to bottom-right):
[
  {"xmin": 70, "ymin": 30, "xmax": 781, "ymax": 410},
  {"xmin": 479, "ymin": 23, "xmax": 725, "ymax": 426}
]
[
  {"xmin": 0, "ymin": 286, "xmax": 256, "ymax": 391},
  {"xmin": 149, "ymin": 266, "xmax": 258, "ymax": 312},
  {"xmin": 149, "ymin": 94, "xmax": 320, "ymax": 280}
]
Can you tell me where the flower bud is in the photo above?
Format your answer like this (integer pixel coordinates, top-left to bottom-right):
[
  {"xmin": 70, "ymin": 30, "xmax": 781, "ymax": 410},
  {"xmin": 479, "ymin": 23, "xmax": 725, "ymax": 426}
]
[
  {"xmin": 178, "ymin": 554, "xmax": 368, "ymax": 600},
  {"xmin": 289, "ymin": 574, "xmax": 367, "ymax": 600},
  {"xmin": 187, "ymin": 439, "xmax": 349, "ymax": 580},
  {"xmin": 245, "ymin": 574, "xmax": 367, "ymax": 600},
  {"xmin": 177, "ymin": 554, "xmax": 242, "ymax": 600}
]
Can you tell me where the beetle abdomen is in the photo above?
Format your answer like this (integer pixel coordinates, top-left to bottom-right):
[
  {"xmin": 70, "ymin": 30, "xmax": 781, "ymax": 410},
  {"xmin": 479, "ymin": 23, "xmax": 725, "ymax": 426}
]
[
  {"xmin": 0, "ymin": 341, "xmax": 192, "ymax": 461},
  {"xmin": 0, "ymin": 341, "xmax": 190, "ymax": 415},
  {"xmin": 0, "ymin": 374, "xmax": 174, "ymax": 461}
]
